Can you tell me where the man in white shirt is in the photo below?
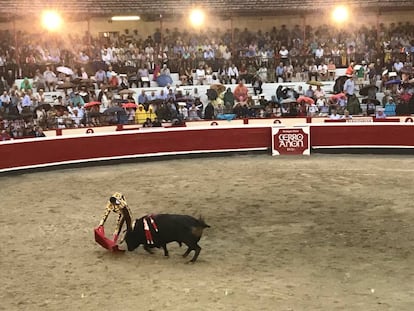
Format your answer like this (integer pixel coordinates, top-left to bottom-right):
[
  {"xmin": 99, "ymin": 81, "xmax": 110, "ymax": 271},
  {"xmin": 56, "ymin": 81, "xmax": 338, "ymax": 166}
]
[
  {"xmin": 0, "ymin": 91, "xmax": 10, "ymax": 112},
  {"xmin": 227, "ymin": 64, "xmax": 239, "ymax": 84},
  {"xmin": 74, "ymin": 105, "xmax": 85, "ymax": 126},
  {"xmin": 222, "ymin": 48, "xmax": 232, "ymax": 63},
  {"xmin": 43, "ymin": 66, "xmax": 56, "ymax": 92},
  {"xmin": 160, "ymin": 64, "xmax": 171, "ymax": 76},
  {"xmin": 329, "ymin": 109, "xmax": 341, "ymax": 119},
  {"xmin": 80, "ymin": 67, "xmax": 88, "ymax": 79},
  {"xmin": 196, "ymin": 65, "xmax": 206, "ymax": 85},
  {"xmin": 279, "ymin": 46, "xmax": 289, "ymax": 66},
  {"xmin": 102, "ymin": 50, "xmax": 112, "ymax": 65},
  {"xmin": 315, "ymin": 45, "xmax": 324, "ymax": 65},
  {"xmin": 393, "ymin": 59, "xmax": 404, "ymax": 74},
  {"xmin": 138, "ymin": 65, "xmax": 150, "ymax": 87},
  {"xmin": 317, "ymin": 62, "xmax": 328, "ymax": 81}
]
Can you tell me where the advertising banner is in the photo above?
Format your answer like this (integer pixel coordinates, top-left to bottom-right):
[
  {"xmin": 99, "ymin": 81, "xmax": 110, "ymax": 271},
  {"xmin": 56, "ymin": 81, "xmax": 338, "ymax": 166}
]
[{"xmin": 272, "ymin": 127, "xmax": 310, "ymax": 155}]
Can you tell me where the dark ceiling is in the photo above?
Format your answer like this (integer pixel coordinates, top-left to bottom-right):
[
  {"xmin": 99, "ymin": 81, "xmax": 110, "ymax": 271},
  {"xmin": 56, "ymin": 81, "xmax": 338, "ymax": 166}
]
[{"xmin": 0, "ymin": 0, "xmax": 413, "ymax": 18}]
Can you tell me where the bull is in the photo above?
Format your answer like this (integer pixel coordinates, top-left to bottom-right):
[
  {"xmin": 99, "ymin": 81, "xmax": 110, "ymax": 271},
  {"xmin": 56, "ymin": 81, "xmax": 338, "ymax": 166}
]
[{"xmin": 123, "ymin": 214, "xmax": 210, "ymax": 263}]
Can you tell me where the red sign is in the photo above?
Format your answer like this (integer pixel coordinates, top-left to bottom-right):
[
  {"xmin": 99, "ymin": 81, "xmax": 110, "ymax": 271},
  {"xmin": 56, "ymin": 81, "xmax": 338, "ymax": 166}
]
[{"xmin": 272, "ymin": 127, "xmax": 310, "ymax": 155}]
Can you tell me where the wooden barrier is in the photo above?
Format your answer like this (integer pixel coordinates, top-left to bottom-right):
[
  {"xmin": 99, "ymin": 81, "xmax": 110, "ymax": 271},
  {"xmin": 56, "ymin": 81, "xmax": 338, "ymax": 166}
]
[{"xmin": 2, "ymin": 123, "xmax": 414, "ymax": 172}]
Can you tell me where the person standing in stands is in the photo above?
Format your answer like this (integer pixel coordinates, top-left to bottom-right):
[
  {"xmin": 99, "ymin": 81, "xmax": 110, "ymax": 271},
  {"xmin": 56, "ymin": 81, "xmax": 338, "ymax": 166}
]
[
  {"xmin": 345, "ymin": 61, "xmax": 354, "ymax": 76},
  {"xmin": 343, "ymin": 74, "xmax": 355, "ymax": 100},
  {"xmin": 343, "ymin": 73, "xmax": 360, "ymax": 115}
]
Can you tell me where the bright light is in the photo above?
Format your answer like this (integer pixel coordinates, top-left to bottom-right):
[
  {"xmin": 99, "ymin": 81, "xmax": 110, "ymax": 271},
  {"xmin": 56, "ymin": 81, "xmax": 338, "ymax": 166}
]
[
  {"xmin": 332, "ymin": 5, "xmax": 349, "ymax": 24},
  {"xmin": 111, "ymin": 16, "xmax": 140, "ymax": 21},
  {"xmin": 189, "ymin": 9, "xmax": 204, "ymax": 27},
  {"xmin": 41, "ymin": 11, "xmax": 62, "ymax": 32}
]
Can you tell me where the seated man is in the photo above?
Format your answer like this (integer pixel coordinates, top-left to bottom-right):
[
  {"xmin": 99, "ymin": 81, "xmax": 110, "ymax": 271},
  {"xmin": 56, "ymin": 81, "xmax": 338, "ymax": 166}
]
[
  {"xmin": 195, "ymin": 64, "xmax": 206, "ymax": 85},
  {"xmin": 233, "ymin": 80, "xmax": 249, "ymax": 104},
  {"xmin": 138, "ymin": 65, "xmax": 150, "ymax": 87},
  {"xmin": 329, "ymin": 109, "xmax": 341, "ymax": 120},
  {"xmin": 327, "ymin": 60, "xmax": 336, "ymax": 81},
  {"xmin": 317, "ymin": 62, "xmax": 328, "ymax": 81}
]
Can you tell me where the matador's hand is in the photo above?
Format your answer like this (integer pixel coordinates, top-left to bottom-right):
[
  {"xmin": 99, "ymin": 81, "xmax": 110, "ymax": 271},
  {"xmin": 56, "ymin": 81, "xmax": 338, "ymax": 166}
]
[{"xmin": 113, "ymin": 234, "xmax": 119, "ymax": 243}]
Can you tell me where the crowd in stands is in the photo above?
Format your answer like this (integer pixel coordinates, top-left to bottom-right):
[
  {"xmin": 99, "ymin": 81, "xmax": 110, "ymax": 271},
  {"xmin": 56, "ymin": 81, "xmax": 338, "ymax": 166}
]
[{"xmin": 1, "ymin": 21, "xmax": 414, "ymax": 139}]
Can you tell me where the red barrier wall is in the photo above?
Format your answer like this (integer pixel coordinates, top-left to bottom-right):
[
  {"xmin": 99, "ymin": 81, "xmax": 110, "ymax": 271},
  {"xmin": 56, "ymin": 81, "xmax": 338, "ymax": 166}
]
[
  {"xmin": 310, "ymin": 124, "xmax": 414, "ymax": 148},
  {"xmin": 2, "ymin": 124, "xmax": 414, "ymax": 172},
  {"xmin": 0, "ymin": 127, "xmax": 272, "ymax": 172}
]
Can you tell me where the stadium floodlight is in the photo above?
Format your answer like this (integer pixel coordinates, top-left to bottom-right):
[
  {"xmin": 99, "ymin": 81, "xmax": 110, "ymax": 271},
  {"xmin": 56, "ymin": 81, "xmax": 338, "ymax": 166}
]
[
  {"xmin": 189, "ymin": 9, "xmax": 204, "ymax": 27},
  {"xmin": 111, "ymin": 16, "xmax": 141, "ymax": 21},
  {"xmin": 41, "ymin": 10, "xmax": 62, "ymax": 32},
  {"xmin": 332, "ymin": 5, "xmax": 349, "ymax": 24}
]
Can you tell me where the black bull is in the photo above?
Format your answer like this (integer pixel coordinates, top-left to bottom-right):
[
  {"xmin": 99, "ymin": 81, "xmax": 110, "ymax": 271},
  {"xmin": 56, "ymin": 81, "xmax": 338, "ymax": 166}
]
[{"xmin": 124, "ymin": 214, "xmax": 210, "ymax": 263}]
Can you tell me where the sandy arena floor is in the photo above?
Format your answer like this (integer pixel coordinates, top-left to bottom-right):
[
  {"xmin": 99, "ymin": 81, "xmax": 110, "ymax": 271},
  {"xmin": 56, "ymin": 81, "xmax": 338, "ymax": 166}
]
[{"xmin": 1, "ymin": 154, "xmax": 413, "ymax": 311}]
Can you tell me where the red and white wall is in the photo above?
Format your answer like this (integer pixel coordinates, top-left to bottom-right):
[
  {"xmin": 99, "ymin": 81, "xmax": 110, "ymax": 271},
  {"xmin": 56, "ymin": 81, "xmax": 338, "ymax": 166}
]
[{"xmin": 1, "ymin": 123, "xmax": 414, "ymax": 173}]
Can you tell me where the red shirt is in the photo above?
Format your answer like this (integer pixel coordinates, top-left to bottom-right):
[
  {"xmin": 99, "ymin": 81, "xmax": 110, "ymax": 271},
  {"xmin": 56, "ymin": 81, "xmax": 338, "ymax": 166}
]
[{"xmin": 345, "ymin": 66, "xmax": 353, "ymax": 76}]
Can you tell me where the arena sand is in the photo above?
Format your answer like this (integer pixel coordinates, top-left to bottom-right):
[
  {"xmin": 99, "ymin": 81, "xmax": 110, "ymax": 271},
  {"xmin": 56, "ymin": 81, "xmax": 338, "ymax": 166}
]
[{"xmin": 1, "ymin": 154, "xmax": 413, "ymax": 311}]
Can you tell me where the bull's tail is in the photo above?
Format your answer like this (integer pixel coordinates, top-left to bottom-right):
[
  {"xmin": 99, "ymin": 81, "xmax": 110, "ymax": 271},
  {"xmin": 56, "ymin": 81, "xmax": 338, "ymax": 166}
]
[{"xmin": 198, "ymin": 216, "xmax": 210, "ymax": 228}]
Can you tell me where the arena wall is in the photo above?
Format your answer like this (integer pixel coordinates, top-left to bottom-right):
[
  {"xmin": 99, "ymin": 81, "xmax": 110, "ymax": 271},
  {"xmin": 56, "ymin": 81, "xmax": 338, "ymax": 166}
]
[{"xmin": 2, "ymin": 123, "xmax": 414, "ymax": 173}]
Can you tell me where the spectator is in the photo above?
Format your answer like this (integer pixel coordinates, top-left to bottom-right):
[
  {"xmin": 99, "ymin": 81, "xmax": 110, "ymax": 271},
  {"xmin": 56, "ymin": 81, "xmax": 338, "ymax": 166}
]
[
  {"xmin": 94, "ymin": 68, "xmax": 106, "ymax": 89},
  {"xmin": 160, "ymin": 64, "xmax": 171, "ymax": 77},
  {"xmin": 137, "ymin": 65, "xmax": 150, "ymax": 87},
  {"xmin": 135, "ymin": 104, "xmax": 147, "ymax": 124},
  {"xmin": 223, "ymin": 87, "xmax": 235, "ymax": 113},
  {"xmin": 343, "ymin": 74, "xmax": 355, "ymax": 99},
  {"xmin": 384, "ymin": 96, "xmax": 396, "ymax": 116},
  {"xmin": 279, "ymin": 46, "xmax": 289, "ymax": 66},
  {"xmin": 375, "ymin": 107, "xmax": 387, "ymax": 119},
  {"xmin": 233, "ymin": 80, "xmax": 249, "ymax": 104},
  {"xmin": 393, "ymin": 59, "xmax": 404, "ymax": 75},
  {"xmin": 43, "ymin": 67, "xmax": 56, "ymax": 92},
  {"xmin": 227, "ymin": 64, "xmax": 239, "ymax": 84},
  {"xmin": 275, "ymin": 62, "xmax": 285, "ymax": 82},
  {"xmin": 188, "ymin": 103, "xmax": 201, "ymax": 121},
  {"xmin": 138, "ymin": 90, "xmax": 148, "ymax": 107},
  {"xmin": 341, "ymin": 109, "xmax": 353, "ymax": 120},
  {"xmin": 33, "ymin": 69, "xmax": 46, "ymax": 91},
  {"xmin": 204, "ymin": 102, "xmax": 215, "ymax": 120},
  {"xmin": 178, "ymin": 103, "xmax": 188, "ymax": 120},
  {"xmin": 151, "ymin": 117, "xmax": 162, "ymax": 127},
  {"xmin": 329, "ymin": 109, "xmax": 341, "ymax": 119},
  {"xmin": 251, "ymin": 75, "xmax": 262, "ymax": 95},
  {"xmin": 305, "ymin": 85, "xmax": 314, "ymax": 98},
  {"xmin": 327, "ymin": 60, "xmax": 336, "ymax": 81},
  {"xmin": 195, "ymin": 64, "xmax": 206, "ymax": 85},
  {"xmin": 345, "ymin": 61, "xmax": 355, "ymax": 76},
  {"xmin": 142, "ymin": 117, "xmax": 153, "ymax": 127},
  {"xmin": 0, "ymin": 91, "xmax": 10, "ymax": 113},
  {"xmin": 20, "ymin": 77, "xmax": 32, "ymax": 91}
]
